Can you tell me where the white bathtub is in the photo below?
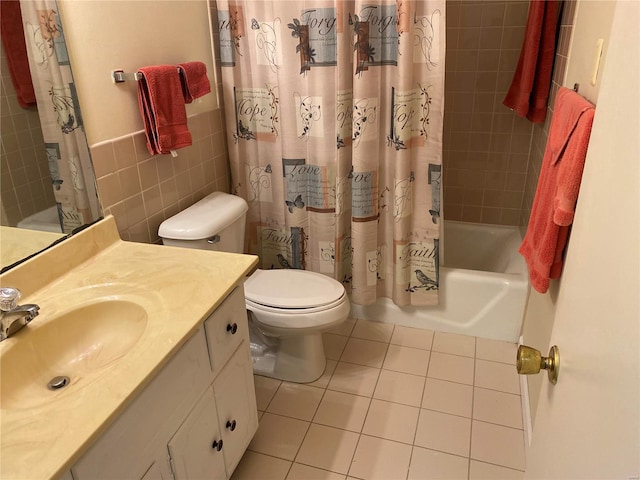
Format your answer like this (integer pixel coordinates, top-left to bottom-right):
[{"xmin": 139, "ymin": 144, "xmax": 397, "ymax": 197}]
[{"xmin": 350, "ymin": 221, "xmax": 529, "ymax": 342}]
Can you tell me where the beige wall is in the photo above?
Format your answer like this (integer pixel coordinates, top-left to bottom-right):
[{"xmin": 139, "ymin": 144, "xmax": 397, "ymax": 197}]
[
  {"xmin": 520, "ymin": 0, "xmax": 616, "ymax": 426},
  {"xmin": 56, "ymin": 1, "xmax": 230, "ymax": 242},
  {"xmin": 443, "ymin": 0, "xmax": 534, "ymax": 226},
  {"xmin": 58, "ymin": 0, "xmax": 218, "ymax": 145}
]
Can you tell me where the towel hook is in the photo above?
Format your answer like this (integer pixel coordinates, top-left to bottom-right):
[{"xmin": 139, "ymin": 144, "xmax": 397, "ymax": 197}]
[{"xmin": 573, "ymin": 83, "xmax": 579, "ymax": 93}]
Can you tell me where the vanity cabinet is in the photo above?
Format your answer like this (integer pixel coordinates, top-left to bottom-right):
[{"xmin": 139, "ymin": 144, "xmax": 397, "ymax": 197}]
[{"xmin": 71, "ymin": 287, "xmax": 257, "ymax": 480}]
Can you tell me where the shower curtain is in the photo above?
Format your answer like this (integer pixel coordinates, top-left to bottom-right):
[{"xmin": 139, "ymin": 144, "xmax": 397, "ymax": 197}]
[
  {"xmin": 19, "ymin": 0, "xmax": 100, "ymax": 233},
  {"xmin": 218, "ymin": 0, "xmax": 445, "ymax": 306}
]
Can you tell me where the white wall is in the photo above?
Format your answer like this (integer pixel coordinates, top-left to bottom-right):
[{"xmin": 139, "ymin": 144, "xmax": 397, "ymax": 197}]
[{"xmin": 58, "ymin": 0, "xmax": 218, "ymax": 146}]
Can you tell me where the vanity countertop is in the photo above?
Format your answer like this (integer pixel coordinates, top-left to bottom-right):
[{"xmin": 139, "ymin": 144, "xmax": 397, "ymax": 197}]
[
  {"xmin": 0, "ymin": 226, "xmax": 65, "ymax": 269},
  {"xmin": 0, "ymin": 216, "xmax": 258, "ymax": 480}
]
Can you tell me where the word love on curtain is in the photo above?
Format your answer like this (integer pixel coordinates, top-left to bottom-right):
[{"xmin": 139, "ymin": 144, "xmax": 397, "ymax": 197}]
[
  {"xmin": 20, "ymin": 0, "xmax": 100, "ymax": 233},
  {"xmin": 218, "ymin": 0, "xmax": 445, "ymax": 306}
]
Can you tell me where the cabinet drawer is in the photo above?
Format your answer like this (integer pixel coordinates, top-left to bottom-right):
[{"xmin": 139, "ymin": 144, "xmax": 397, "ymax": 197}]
[
  {"xmin": 204, "ymin": 287, "xmax": 248, "ymax": 374},
  {"xmin": 72, "ymin": 328, "xmax": 211, "ymax": 480},
  {"xmin": 213, "ymin": 341, "xmax": 259, "ymax": 475}
]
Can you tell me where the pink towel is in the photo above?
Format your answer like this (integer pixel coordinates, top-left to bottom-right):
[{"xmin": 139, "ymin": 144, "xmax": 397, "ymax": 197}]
[
  {"xmin": 519, "ymin": 87, "xmax": 595, "ymax": 293},
  {"xmin": 137, "ymin": 65, "xmax": 192, "ymax": 155},
  {"xmin": 0, "ymin": 0, "xmax": 36, "ymax": 108},
  {"xmin": 177, "ymin": 62, "xmax": 211, "ymax": 104},
  {"xmin": 503, "ymin": 0, "xmax": 559, "ymax": 123}
]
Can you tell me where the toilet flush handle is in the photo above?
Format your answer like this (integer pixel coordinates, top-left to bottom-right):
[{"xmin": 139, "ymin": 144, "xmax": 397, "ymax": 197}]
[{"xmin": 207, "ymin": 235, "xmax": 221, "ymax": 244}]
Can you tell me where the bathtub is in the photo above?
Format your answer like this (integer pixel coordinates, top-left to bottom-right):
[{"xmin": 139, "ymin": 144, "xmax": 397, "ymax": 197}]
[{"xmin": 350, "ymin": 221, "xmax": 529, "ymax": 342}]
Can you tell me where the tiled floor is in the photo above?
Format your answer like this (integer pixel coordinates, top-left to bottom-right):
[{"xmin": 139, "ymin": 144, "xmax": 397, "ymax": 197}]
[{"xmin": 232, "ymin": 318, "xmax": 526, "ymax": 480}]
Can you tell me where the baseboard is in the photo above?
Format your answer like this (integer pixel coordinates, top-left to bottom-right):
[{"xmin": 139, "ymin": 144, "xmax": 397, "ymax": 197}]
[{"xmin": 518, "ymin": 336, "xmax": 533, "ymax": 446}]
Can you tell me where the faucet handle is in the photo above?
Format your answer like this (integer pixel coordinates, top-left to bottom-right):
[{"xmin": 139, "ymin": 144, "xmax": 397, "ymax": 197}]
[{"xmin": 0, "ymin": 288, "xmax": 22, "ymax": 311}]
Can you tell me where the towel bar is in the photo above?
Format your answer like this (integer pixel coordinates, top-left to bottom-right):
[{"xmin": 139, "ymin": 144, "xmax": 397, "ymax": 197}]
[{"xmin": 112, "ymin": 70, "xmax": 143, "ymax": 83}]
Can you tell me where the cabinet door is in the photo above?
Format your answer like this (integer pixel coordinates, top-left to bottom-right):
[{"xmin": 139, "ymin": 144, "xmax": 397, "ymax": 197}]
[
  {"xmin": 167, "ymin": 386, "xmax": 227, "ymax": 480},
  {"xmin": 213, "ymin": 342, "xmax": 259, "ymax": 475}
]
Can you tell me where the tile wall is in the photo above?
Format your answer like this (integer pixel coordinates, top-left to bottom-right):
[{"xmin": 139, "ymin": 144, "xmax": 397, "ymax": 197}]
[
  {"xmin": 0, "ymin": 43, "xmax": 55, "ymax": 227},
  {"xmin": 520, "ymin": 0, "xmax": 577, "ymax": 228},
  {"xmin": 443, "ymin": 0, "xmax": 534, "ymax": 225},
  {"xmin": 90, "ymin": 109, "xmax": 230, "ymax": 244}
]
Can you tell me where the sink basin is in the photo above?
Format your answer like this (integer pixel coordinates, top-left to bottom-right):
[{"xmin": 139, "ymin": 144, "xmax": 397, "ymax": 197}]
[{"xmin": 0, "ymin": 299, "xmax": 147, "ymax": 410}]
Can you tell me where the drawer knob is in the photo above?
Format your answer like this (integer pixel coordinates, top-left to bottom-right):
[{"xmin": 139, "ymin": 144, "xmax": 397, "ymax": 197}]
[
  {"xmin": 226, "ymin": 419, "xmax": 237, "ymax": 431},
  {"xmin": 226, "ymin": 323, "xmax": 238, "ymax": 334},
  {"xmin": 212, "ymin": 439, "xmax": 223, "ymax": 451}
]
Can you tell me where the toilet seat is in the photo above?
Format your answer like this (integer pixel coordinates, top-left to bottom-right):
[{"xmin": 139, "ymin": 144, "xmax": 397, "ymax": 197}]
[{"xmin": 244, "ymin": 269, "xmax": 345, "ymax": 309}]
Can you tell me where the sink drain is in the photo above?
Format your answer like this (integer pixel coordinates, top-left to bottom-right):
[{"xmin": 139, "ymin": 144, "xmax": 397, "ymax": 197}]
[{"xmin": 47, "ymin": 376, "xmax": 70, "ymax": 391}]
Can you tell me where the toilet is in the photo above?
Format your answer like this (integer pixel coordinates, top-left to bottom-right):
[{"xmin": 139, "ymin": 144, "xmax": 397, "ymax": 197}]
[{"xmin": 158, "ymin": 192, "xmax": 350, "ymax": 383}]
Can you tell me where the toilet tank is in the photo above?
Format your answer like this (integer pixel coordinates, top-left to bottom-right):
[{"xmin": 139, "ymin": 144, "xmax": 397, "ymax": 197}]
[{"xmin": 158, "ymin": 192, "xmax": 248, "ymax": 253}]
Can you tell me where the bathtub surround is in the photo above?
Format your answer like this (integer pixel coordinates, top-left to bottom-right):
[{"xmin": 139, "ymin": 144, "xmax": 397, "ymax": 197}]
[
  {"xmin": 219, "ymin": 0, "xmax": 445, "ymax": 307},
  {"xmin": 443, "ymin": 0, "xmax": 534, "ymax": 226},
  {"xmin": 0, "ymin": 42, "xmax": 55, "ymax": 227}
]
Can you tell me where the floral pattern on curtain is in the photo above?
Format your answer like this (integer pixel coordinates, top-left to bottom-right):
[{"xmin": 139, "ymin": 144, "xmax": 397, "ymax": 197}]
[
  {"xmin": 20, "ymin": 0, "xmax": 100, "ymax": 233},
  {"xmin": 218, "ymin": 0, "xmax": 444, "ymax": 306}
]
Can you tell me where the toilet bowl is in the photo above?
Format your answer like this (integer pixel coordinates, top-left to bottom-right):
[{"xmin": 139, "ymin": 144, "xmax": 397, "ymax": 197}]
[{"xmin": 158, "ymin": 191, "xmax": 349, "ymax": 383}]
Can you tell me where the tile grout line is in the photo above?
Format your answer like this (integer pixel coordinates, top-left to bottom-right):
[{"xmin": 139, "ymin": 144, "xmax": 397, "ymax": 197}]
[{"xmin": 467, "ymin": 336, "xmax": 479, "ymax": 479}]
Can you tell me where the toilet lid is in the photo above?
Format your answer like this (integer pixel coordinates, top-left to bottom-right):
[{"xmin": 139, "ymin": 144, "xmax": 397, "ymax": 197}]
[{"xmin": 244, "ymin": 269, "xmax": 345, "ymax": 309}]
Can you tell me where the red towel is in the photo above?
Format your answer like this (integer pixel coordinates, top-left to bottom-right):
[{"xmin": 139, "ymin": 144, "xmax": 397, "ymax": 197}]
[
  {"xmin": 177, "ymin": 62, "xmax": 211, "ymax": 104},
  {"xmin": 503, "ymin": 0, "xmax": 559, "ymax": 123},
  {"xmin": 137, "ymin": 65, "xmax": 192, "ymax": 155},
  {"xmin": 0, "ymin": 0, "xmax": 36, "ymax": 108},
  {"xmin": 519, "ymin": 87, "xmax": 595, "ymax": 293}
]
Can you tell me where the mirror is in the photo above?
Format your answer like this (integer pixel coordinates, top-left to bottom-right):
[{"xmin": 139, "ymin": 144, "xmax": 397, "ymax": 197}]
[{"xmin": 0, "ymin": 1, "xmax": 101, "ymax": 270}]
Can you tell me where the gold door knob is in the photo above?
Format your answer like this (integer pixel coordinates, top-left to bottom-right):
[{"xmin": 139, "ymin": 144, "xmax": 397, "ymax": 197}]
[{"xmin": 516, "ymin": 345, "xmax": 560, "ymax": 385}]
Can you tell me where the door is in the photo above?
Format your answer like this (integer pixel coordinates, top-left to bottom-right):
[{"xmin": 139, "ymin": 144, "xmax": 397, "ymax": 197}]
[
  {"xmin": 524, "ymin": 2, "xmax": 639, "ymax": 478},
  {"xmin": 168, "ymin": 387, "xmax": 227, "ymax": 480}
]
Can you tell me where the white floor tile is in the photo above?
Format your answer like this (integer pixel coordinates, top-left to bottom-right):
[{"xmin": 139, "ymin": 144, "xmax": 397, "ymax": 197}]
[
  {"xmin": 473, "ymin": 387, "xmax": 523, "ymax": 429},
  {"xmin": 326, "ymin": 317, "xmax": 357, "ymax": 336},
  {"xmin": 373, "ymin": 369, "xmax": 426, "ymax": 407},
  {"xmin": 296, "ymin": 424, "xmax": 360, "ymax": 475},
  {"xmin": 349, "ymin": 435, "xmax": 412, "ymax": 480},
  {"xmin": 469, "ymin": 459, "xmax": 525, "ymax": 479},
  {"xmin": 323, "ymin": 333, "xmax": 348, "ymax": 360},
  {"xmin": 340, "ymin": 337, "xmax": 388, "ymax": 368},
  {"xmin": 475, "ymin": 359, "xmax": 521, "ymax": 394},
  {"xmin": 254, "ymin": 375, "xmax": 282, "ymax": 411},
  {"xmin": 408, "ymin": 446, "xmax": 469, "ymax": 480},
  {"xmin": 328, "ymin": 362, "xmax": 380, "ymax": 397},
  {"xmin": 432, "ymin": 331, "xmax": 476, "ymax": 357},
  {"xmin": 287, "ymin": 463, "xmax": 347, "ymax": 480},
  {"xmin": 390, "ymin": 325, "xmax": 434, "ymax": 350},
  {"xmin": 267, "ymin": 382, "xmax": 325, "ymax": 421},
  {"xmin": 239, "ymin": 328, "xmax": 526, "ymax": 480},
  {"xmin": 362, "ymin": 399, "xmax": 420, "ymax": 444},
  {"xmin": 313, "ymin": 390, "xmax": 371, "ymax": 432},
  {"xmin": 428, "ymin": 352, "xmax": 475, "ymax": 385},
  {"xmin": 307, "ymin": 359, "xmax": 338, "ymax": 389},
  {"xmin": 383, "ymin": 344, "xmax": 430, "ymax": 376},
  {"xmin": 248, "ymin": 413, "xmax": 309, "ymax": 461},
  {"xmin": 475, "ymin": 338, "xmax": 518, "ymax": 365},
  {"xmin": 470, "ymin": 420, "xmax": 525, "ymax": 471},
  {"xmin": 414, "ymin": 409, "xmax": 472, "ymax": 457},
  {"xmin": 231, "ymin": 451, "xmax": 291, "ymax": 480},
  {"xmin": 422, "ymin": 378, "xmax": 473, "ymax": 418},
  {"xmin": 351, "ymin": 318, "xmax": 395, "ymax": 343}
]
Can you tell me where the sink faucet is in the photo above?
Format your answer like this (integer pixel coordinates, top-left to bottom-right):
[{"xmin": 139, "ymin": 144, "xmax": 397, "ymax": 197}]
[{"xmin": 0, "ymin": 287, "xmax": 39, "ymax": 341}]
